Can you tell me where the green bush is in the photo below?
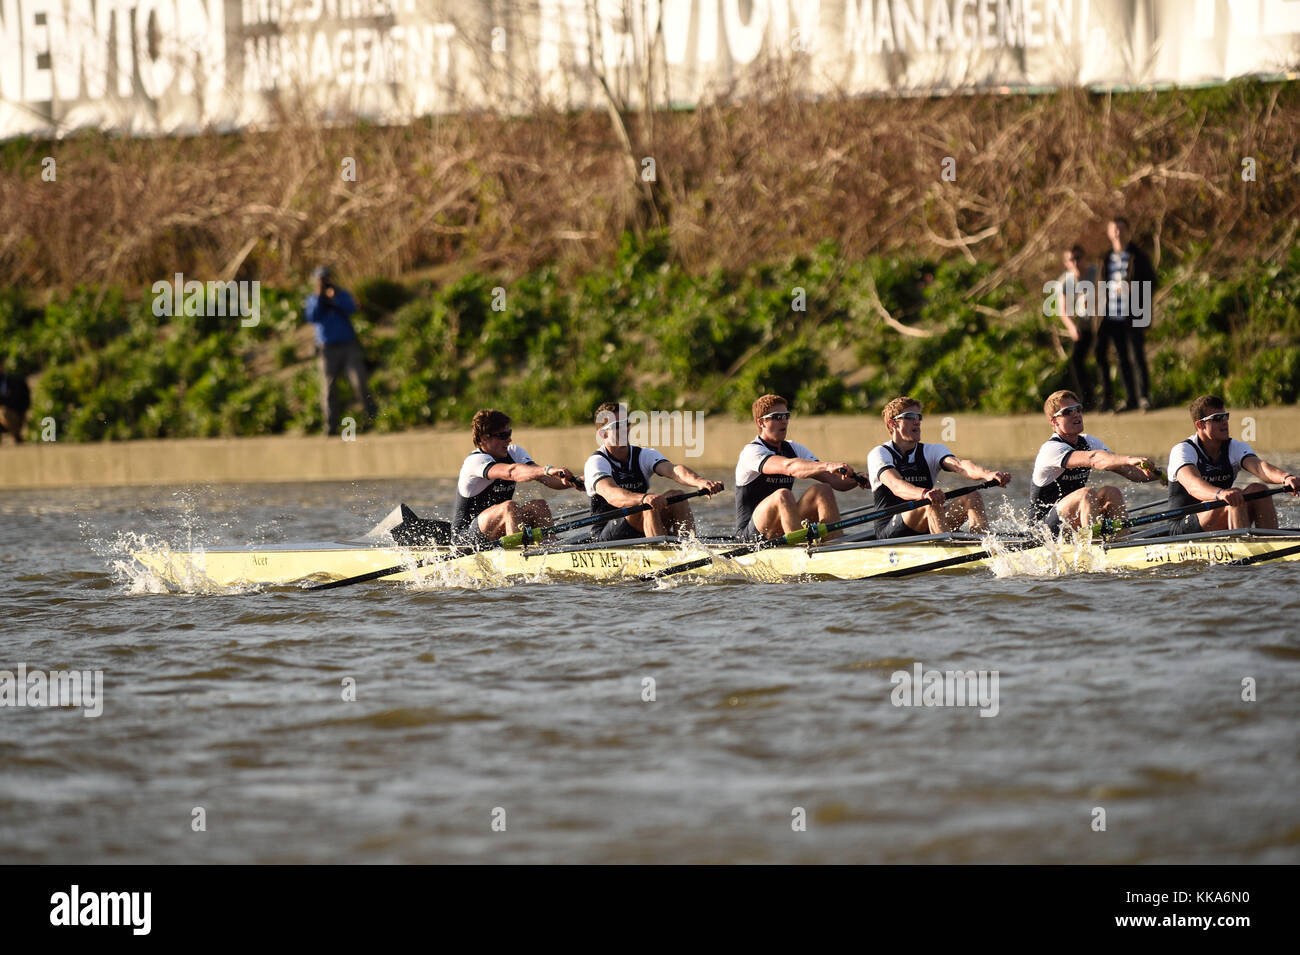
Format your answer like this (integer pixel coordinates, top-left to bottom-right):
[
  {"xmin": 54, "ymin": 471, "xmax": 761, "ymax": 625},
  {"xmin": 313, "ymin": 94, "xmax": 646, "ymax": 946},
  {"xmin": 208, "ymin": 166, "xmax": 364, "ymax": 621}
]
[{"xmin": 7, "ymin": 232, "xmax": 1299, "ymax": 442}]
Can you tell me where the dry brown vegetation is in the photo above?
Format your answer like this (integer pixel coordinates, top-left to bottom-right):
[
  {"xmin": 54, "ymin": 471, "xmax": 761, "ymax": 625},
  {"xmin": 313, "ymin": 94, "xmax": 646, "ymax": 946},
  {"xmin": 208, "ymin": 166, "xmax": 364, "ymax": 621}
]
[{"xmin": 2, "ymin": 79, "xmax": 1298, "ymax": 295}]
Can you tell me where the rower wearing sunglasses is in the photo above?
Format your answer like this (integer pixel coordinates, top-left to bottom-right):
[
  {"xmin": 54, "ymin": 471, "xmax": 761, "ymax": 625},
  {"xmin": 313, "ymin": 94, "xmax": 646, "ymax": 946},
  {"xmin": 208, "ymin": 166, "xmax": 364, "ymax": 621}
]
[
  {"xmin": 867, "ymin": 396, "xmax": 1011, "ymax": 539},
  {"xmin": 1166, "ymin": 395, "xmax": 1299, "ymax": 533},
  {"xmin": 583, "ymin": 401, "xmax": 724, "ymax": 540},
  {"xmin": 1030, "ymin": 389, "xmax": 1161, "ymax": 533},
  {"xmin": 734, "ymin": 394, "xmax": 860, "ymax": 541},
  {"xmin": 452, "ymin": 408, "xmax": 581, "ymax": 546}
]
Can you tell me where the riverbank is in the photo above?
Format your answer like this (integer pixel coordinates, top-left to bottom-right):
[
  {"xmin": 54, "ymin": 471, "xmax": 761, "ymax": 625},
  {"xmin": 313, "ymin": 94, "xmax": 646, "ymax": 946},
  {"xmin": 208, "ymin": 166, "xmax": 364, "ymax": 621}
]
[{"xmin": 5, "ymin": 407, "xmax": 1297, "ymax": 490}]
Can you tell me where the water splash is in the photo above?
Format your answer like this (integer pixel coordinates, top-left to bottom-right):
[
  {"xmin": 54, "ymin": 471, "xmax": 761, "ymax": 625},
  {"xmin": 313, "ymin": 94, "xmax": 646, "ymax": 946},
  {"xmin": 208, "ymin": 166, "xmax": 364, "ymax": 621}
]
[
  {"xmin": 91, "ymin": 530, "xmax": 260, "ymax": 595},
  {"xmin": 404, "ymin": 549, "xmax": 517, "ymax": 591},
  {"xmin": 648, "ymin": 535, "xmax": 789, "ymax": 589},
  {"xmin": 85, "ymin": 489, "xmax": 264, "ymax": 595},
  {"xmin": 985, "ymin": 524, "xmax": 1111, "ymax": 578}
]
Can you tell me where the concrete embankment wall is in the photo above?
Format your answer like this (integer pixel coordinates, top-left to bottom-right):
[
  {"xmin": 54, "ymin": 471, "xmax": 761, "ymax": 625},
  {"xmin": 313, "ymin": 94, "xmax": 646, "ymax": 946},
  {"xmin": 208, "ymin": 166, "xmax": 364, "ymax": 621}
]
[{"xmin": 2, "ymin": 408, "xmax": 1297, "ymax": 489}]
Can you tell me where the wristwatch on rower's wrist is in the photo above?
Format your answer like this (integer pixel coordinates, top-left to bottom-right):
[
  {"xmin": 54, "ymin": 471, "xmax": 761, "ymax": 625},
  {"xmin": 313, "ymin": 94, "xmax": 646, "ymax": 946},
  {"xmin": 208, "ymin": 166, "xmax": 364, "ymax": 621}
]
[{"xmin": 544, "ymin": 465, "xmax": 554, "ymax": 477}]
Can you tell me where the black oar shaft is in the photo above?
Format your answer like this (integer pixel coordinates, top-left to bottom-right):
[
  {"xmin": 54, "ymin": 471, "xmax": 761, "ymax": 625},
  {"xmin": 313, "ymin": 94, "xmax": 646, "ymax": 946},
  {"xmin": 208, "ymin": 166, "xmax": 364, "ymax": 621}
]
[
  {"xmin": 1118, "ymin": 486, "xmax": 1286, "ymax": 531},
  {"xmin": 1228, "ymin": 542, "xmax": 1300, "ymax": 566}
]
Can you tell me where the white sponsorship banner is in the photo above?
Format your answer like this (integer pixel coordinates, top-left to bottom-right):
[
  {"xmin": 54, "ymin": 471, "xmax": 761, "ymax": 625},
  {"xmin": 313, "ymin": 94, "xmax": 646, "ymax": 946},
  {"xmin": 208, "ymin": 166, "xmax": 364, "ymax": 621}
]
[{"xmin": 2, "ymin": 1, "xmax": 1299, "ymax": 139}]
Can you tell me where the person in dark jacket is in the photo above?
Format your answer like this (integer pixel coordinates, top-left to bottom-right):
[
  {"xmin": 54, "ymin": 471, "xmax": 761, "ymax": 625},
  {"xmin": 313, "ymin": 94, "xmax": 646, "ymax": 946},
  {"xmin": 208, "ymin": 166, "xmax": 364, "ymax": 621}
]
[
  {"xmin": 0, "ymin": 363, "xmax": 31, "ymax": 444},
  {"xmin": 1097, "ymin": 217, "xmax": 1157, "ymax": 412},
  {"xmin": 304, "ymin": 266, "xmax": 378, "ymax": 436}
]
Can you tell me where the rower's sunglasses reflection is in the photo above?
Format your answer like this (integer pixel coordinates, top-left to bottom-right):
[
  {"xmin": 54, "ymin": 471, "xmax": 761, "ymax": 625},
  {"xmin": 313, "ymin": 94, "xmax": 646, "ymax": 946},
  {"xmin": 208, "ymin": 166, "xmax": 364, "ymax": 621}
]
[
  {"xmin": 892, "ymin": 412, "xmax": 923, "ymax": 421},
  {"xmin": 761, "ymin": 412, "xmax": 792, "ymax": 421},
  {"xmin": 1197, "ymin": 412, "xmax": 1230, "ymax": 423},
  {"xmin": 1051, "ymin": 404, "xmax": 1084, "ymax": 418}
]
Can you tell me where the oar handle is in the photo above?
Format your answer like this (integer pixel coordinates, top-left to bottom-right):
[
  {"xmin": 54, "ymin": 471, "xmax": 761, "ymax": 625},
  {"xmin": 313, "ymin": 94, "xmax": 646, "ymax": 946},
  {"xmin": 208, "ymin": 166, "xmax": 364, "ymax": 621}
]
[
  {"xmin": 501, "ymin": 486, "xmax": 719, "ymax": 548},
  {"xmin": 1095, "ymin": 485, "xmax": 1287, "ymax": 536}
]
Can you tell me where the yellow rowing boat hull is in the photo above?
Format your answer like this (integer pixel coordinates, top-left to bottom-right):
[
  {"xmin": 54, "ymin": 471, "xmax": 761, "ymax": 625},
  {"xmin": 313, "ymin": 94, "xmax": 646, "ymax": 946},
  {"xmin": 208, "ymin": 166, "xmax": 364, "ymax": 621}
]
[{"xmin": 128, "ymin": 530, "xmax": 1300, "ymax": 589}]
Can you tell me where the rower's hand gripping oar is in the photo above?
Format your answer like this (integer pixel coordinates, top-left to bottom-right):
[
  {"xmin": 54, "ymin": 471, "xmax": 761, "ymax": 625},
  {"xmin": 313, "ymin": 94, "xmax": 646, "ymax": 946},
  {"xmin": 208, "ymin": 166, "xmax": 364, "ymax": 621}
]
[
  {"xmin": 642, "ymin": 480, "xmax": 998, "ymax": 581},
  {"xmin": 306, "ymin": 486, "xmax": 719, "ymax": 591},
  {"xmin": 1091, "ymin": 485, "xmax": 1288, "ymax": 537}
]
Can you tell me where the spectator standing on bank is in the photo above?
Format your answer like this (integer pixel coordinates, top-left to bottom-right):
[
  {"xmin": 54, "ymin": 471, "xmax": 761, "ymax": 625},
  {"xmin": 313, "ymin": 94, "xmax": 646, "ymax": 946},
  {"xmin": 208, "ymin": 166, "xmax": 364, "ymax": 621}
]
[
  {"xmin": 304, "ymin": 266, "xmax": 378, "ymax": 436},
  {"xmin": 0, "ymin": 363, "xmax": 31, "ymax": 445},
  {"xmin": 1098, "ymin": 216, "xmax": 1157, "ymax": 412},
  {"xmin": 1055, "ymin": 245, "xmax": 1097, "ymax": 410}
]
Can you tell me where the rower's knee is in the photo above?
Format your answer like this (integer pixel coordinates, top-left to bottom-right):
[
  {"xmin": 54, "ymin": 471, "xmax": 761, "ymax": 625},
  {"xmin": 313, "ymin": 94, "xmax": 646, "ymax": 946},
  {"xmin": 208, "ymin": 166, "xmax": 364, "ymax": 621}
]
[
  {"xmin": 1243, "ymin": 482, "xmax": 1267, "ymax": 495},
  {"xmin": 805, "ymin": 483, "xmax": 834, "ymax": 502}
]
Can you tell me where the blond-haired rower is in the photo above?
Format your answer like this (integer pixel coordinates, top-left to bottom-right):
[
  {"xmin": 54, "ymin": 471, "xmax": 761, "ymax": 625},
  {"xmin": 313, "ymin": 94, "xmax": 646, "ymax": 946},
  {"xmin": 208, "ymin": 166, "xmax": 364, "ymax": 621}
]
[
  {"xmin": 1030, "ymin": 389, "xmax": 1160, "ymax": 532},
  {"xmin": 866, "ymin": 396, "xmax": 1010, "ymax": 538},
  {"xmin": 733, "ymin": 394, "xmax": 860, "ymax": 540}
]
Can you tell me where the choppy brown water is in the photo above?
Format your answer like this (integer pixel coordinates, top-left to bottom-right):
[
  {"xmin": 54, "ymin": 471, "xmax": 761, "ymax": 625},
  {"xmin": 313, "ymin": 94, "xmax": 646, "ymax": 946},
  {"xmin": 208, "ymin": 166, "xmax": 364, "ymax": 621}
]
[{"xmin": 2, "ymin": 469, "xmax": 1299, "ymax": 863}]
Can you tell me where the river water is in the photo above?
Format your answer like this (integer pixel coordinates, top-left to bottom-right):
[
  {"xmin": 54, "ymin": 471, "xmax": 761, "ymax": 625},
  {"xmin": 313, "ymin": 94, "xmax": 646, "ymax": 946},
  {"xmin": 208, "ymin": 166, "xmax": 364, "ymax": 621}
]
[{"xmin": 2, "ymin": 467, "xmax": 1299, "ymax": 864}]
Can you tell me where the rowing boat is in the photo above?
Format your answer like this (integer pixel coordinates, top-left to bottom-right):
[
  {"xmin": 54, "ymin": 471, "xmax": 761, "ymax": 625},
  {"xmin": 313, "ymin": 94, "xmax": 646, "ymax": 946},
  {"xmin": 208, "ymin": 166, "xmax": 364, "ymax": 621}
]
[{"xmin": 129, "ymin": 527, "xmax": 1300, "ymax": 588}]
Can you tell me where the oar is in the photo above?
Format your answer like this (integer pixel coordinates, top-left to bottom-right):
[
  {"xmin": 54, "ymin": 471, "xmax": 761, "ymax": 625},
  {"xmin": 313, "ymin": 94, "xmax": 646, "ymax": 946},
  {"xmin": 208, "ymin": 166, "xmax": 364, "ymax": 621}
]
[
  {"xmin": 306, "ymin": 487, "xmax": 717, "ymax": 591},
  {"xmin": 1228, "ymin": 542, "xmax": 1300, "ymax": 566},
  {"xmin": 1093, "ymin": 485, "xmax": 1288, "ymax": 536},
  {"xmin": 642, "ymin": 480, "xmax": 998, "ymax": 581},
  {"xmin": 871, "ymin": 485, "xmax": 1292, "ymax": 581}
]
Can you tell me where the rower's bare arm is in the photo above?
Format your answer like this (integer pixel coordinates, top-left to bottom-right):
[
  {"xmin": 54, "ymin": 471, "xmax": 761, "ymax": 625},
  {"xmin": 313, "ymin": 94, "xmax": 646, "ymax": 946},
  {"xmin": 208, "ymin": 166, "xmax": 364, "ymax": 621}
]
[
  {"xmin": 485, "ymin": 461, "xmax": 543, "ymax": 483},
  {"xmin": 1172, "ymin": 465, "xmax": 1226, "ymax": 502},
  {"xmin": 660, "ymin": 461, "xmax": 724, "ymax": 494},
  {"xmin": 762, "ymin": 454, "xmax": 857, "ymax": 488},
  {"xmin": 490, "ymin": 461, "xmax": 576, "ymax": 489},
  {"xmin": 591, "ymin": 477, "xmax": 647, "ymax": 508},
  {"xmin": 1242, "ymin": 455, "xmax": 1299, "ymax": 491},
  {"xmin": 1063, "ymin": 449, "xmax": 1153, "ymax": 480},
  {"xmin": 879, "ymin": 468, "xmax": 929, "ymax": 501},
  {"xmin": 944, "ymin": 457, "xmax": 1011, "ymax": 486}
]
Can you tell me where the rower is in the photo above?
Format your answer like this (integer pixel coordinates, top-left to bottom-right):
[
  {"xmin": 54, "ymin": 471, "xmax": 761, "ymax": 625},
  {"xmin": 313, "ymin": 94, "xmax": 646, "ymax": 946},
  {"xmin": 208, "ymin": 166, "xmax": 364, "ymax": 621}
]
[
  {"xmin": 734, "ymin": 394, "xmax": 860, "ymax": 540},
  {"xmin": 583, "ymin": 402, "xmax": 723, "ymax": 540},
  {"xmin": 1166, "ymin": 395, "xmax": 1299, "ymax": 532},
  {"xmin": 867, "ymin": 396, "xmax": 1010, "ymax": 538},
  {"xmin": 1030, "ymin": 389, "xmax": 1161, "ymax": 532},
  {"xmin": 452, "ymin": 409, "xmax": 580, "ymax": 546}
]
